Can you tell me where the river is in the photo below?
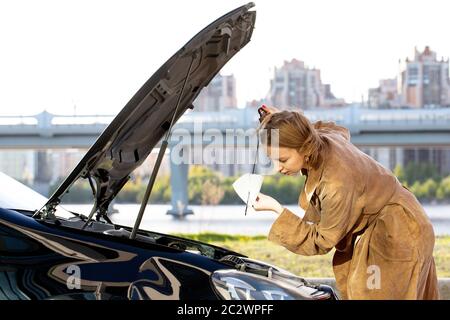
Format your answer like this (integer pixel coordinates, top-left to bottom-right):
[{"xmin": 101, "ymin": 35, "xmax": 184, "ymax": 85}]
[{"xmin": 62, "ymin": 203, "xmax": 450, "ymax": 236}]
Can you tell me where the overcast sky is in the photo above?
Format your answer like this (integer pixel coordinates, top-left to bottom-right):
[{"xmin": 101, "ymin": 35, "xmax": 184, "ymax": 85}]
[{"xmin": 1, "ymin": 0, "xmax": 449, "ymax": 116}]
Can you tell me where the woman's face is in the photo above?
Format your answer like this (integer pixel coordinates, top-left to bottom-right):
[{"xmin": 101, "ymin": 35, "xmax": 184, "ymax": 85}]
[{"xmin": 266, "ymin": 146, "xmax": 306, "ymax": 176}]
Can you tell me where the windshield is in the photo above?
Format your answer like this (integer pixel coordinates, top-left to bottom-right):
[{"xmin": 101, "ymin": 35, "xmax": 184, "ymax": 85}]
[{"xmin": 0, "ymin": 171, "xmax": 71, "ymax": 218}]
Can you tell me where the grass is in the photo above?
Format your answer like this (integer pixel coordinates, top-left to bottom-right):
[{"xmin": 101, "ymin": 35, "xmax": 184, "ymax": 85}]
[
  {"xmin": 433, "ymin": 235, "xmax": 450, "ymax": 277},
  {"xmin": 172, "ymin": 233, "xmax": 450, "ymax": 278}
]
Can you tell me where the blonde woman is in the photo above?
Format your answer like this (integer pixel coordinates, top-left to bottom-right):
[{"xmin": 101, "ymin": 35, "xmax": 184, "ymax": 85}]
[{"xmin": 252, "ymin": 106, "xmax": 439, "ymax": 300}]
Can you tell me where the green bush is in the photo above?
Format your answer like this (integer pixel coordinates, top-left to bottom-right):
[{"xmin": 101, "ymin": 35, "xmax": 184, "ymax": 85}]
[
  {"xmin": 420, "ymin": 178, "xmax": 438, "ymax": 201},
  {"xmin": 403, "ymin": 162, "xmax": 440, "ymax": 185},
  {"xmin": 116, "ymin": 181, "xmax": 141, "ymax": 203},
  {"xmin": 201, "ymin": 180, "xmax": 225, "ymax": 205},
  {"xmin": 220, "ymin": 176, "xmax": 241, "ymax": 204},
  {"xmin": 260, "ymin": 174, "xmax": 305, "ymax": 204},
  {"xmin": 437, "ymin": 176, "xmax": 450, "ymax": 202},
  {"xmin": 393, "ymin": 164, "xmax": 448, "ymax": 203},
  {"xmin": 136, "ymin": 175, "xmax": 171, "ymax": 204},
  {"xmin": 188, "ymin": 166, "xmax": 223, "ymax": 205},
  {"xmin": 50, "ymin": 164, "xmax": 450, "ymax": 205},
  {"xmin": 393, "ymin": 164, "xmax": 406, "ymax": 184}
]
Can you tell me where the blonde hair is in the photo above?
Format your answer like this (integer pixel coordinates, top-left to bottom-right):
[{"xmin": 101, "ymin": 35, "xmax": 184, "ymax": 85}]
[{"xmin": 258, "ymin": 109, "xmax": 326, "ymax": 169}]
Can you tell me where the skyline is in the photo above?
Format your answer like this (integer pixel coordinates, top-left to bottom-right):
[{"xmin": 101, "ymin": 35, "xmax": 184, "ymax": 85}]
[{"xmin": 1, "ymin": 0, "xmax": 450, "ymax": 115}]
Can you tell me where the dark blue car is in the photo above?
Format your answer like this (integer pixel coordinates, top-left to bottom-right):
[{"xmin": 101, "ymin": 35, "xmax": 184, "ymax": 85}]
[{"xmin": 0, "ymin": 3, "xmax": 337, "ymax": 301}]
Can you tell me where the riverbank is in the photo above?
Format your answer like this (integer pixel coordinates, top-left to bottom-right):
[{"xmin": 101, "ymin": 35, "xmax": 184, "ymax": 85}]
[{"xmin": 174, "ymin": 233, "xmax": 450, "ymax": 278}]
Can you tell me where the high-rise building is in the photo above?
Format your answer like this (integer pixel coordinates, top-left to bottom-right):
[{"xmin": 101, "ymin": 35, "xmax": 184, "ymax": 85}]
[
  {"xmin": 398, "ymin": 46, "xmax": 450, "ymax": 108},
  {"xmin": 267, "ymin": 59, "xmax": 345, "ymax": 109},
  {"xmin": 368, "ymin": 78, "xmax": 400, "ymax": 108},
  {"xmin": 193, "ymin": 74, "xmax": 237, "ymax": 112}
]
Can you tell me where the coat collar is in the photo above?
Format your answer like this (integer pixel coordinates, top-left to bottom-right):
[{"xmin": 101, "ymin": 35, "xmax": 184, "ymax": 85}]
[{"xmin": 298, "ymin": 153, "xmax": 326, "ymax": 210}]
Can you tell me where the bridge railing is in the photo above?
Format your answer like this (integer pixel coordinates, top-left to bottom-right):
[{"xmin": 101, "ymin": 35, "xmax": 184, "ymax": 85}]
[{"xmin": 1, "ymin": 105, "xmax": 450, "ymax": 136}]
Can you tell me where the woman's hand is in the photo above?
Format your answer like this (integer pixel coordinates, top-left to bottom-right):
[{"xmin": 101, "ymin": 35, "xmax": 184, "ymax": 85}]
[{"xmin": 252, "ymin": 193, "xmax": 284, "ymax": 215}]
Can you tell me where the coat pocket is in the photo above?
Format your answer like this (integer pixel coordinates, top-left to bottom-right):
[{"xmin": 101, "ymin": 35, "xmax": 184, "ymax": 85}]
[{"xmin": 368, "ymin": 205, "xmax": 414, "ymax": 262}]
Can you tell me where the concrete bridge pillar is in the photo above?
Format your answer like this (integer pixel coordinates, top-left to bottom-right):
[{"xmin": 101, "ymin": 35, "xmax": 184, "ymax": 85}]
[
  {"xmin": 33, "ymin": 150, "xmax": 52, "ymax": 196},
  {"xmin": 166, "ymin": 147, "xmax": 193, "ymax": 218}
]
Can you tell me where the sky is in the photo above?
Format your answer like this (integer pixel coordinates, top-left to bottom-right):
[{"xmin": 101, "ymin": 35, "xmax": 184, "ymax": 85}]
[{"xmin": 0, "ymin": 0, "xmax": 449, "ymax": 116}]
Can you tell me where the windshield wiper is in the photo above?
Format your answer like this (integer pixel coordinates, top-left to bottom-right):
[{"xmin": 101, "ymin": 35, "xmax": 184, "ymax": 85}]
[
  {"xmin": 129, "ymin": 51, "xmax": 197, "ymax": 240},
  {"xmin": 68, "ymin": 211, "xmax": 90, "ymax": 221}
]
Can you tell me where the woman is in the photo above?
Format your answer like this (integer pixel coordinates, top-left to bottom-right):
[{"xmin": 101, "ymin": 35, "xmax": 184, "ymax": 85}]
[{"xmin": 252, "ymin": 107, "xmax": 439, "ymax": 300}]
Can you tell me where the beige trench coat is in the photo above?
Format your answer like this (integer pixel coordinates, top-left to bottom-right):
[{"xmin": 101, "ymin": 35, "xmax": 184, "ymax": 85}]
[{"xmin": 268, "ymin": 122, "xmax": 439, "ymax": 300}]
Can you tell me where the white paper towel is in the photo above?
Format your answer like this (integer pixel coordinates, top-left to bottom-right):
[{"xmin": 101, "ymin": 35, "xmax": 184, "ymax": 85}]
[{"xmin": 232, "ymin": 173, "xmax": 264, "ymax": 208}]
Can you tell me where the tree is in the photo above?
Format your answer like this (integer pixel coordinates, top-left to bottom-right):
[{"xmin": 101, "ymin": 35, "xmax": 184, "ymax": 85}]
[
  {"xmin": 409, "ymin": 181, "xmax": 424, "ymax": 200},
  {"xmin": 116, "ymin": 181, "xmax": 141, "ymax": 203},
  {"xmin": 188, "ymin": 165, "xmax": 222, "ymax": 204},
  {"xmin": 201, "ymin": 180, "xmax": 225, "ymax": 205},
  {"xmin": 404, "ymin": 162, "xmax": 439, "ymax": 185},
  {"xmin": 437, "ymin": 176, "xmax": 450, "ymax": 202},
  {"xmin": 136, "ymin": 175, "xmax": 171, "ymax": 204},
  {"xmin": 420, "ymin": 178, "xmax": 438, "ymax": 201},
  {"xmin": 260, "ymin": 174, "xmax": 305, "ymax": 204},
  {"xmin": 393, "ymin": 164, "xmax": 405, "ymax": 184},
  {"xmin": 221, "ymin": 176, "xmax": 241, "ymax": 204}
]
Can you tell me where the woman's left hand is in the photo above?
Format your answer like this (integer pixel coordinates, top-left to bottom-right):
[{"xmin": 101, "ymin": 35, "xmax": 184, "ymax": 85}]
[{"xmin": 252, "ymin": 193, "xmax": 284, "ymax": 214}]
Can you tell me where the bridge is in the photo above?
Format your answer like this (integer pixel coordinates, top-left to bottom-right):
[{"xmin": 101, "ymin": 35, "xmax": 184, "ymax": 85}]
[
  {"xmin": 1, "ymin": 105, "xmax": 450, "ymax": 217},
  {"xmin": 1, "ymin": 105, "xmax": 450, "ymax": 148}
]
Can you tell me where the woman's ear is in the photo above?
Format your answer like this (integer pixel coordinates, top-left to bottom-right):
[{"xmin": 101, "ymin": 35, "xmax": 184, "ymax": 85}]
[
  {"xmin": 304, "ymin": 155, "xmax": 310, "ymax": 165},
  {"xmin": 300, "ymin": 150, "xmax": 311, "ymax": 167}
]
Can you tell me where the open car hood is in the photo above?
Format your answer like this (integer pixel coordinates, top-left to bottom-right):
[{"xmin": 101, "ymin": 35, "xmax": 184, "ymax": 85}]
[{"xmin": 42, "ymin": 3, "xmax": 256, "ymax": 215}]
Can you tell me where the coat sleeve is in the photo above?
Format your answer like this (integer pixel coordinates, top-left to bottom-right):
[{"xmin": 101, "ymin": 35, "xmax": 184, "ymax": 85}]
[{"xmin": 268, "ymin": 183, "xmax": 363, "ymax": 256}]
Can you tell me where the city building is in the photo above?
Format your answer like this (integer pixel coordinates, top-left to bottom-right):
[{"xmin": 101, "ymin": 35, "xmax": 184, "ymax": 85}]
[
  {"xmin": 399, "ymin": 46, "xmax": 450, "ymax": 108},
  {"xmin": 368, "ymin": 78, "xmax": 400, "ymax": 108},
  {"xmin": 369, "ymin": 46, "xmax": 450, "ymax": 109},
  {"xmin": 193, "ymin": 73, "xmax": 237, "ymax": 112},
  {"xmin": 245, "ymin": 99, "xmax": 267, "ymax": 109},
  {"xmin": 267, "ymin": 59, "xmax": 345, "ymax": 109}
]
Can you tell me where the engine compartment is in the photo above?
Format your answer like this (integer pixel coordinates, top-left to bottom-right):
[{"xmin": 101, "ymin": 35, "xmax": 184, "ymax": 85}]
[{"xmin": 29, "ymin": 212, "xmax": 243, "ymax": 260}]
